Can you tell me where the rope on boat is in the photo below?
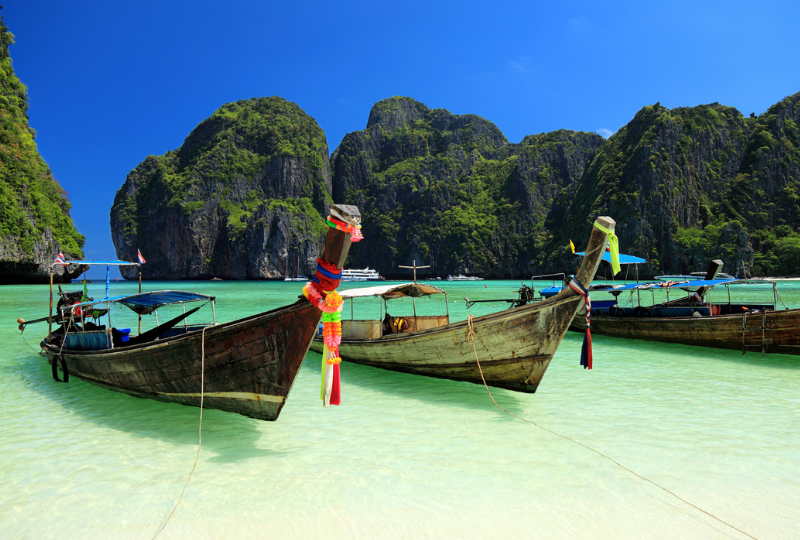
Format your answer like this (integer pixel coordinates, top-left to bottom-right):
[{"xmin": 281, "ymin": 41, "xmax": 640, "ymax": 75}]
[
  {"xmin": 152, "ymin": 326, "xmax": 207, "ymax": 539},
  {"xmin": 465, "ymin": 315, "xmax": 761, "ymax": 540}
]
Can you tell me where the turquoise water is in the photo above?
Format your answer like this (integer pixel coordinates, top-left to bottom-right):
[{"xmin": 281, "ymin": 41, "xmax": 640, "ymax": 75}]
[{"xmin": 1, "ymin": 279, "xmax": 799, "ymax": 539}]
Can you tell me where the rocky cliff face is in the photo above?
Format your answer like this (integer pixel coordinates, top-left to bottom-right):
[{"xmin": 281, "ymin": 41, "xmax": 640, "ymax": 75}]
[
  {"xmin": 0, "ymin": 12, "xmax": 85, "ymax": 284},
  {"xmin": 109, "ymin": 91, "xmax": 800, "ymax": 280},
  {"xmin": 552, "ymin": 93, "xmax": 800, "ymax": 277},
  {"xmin": 110, "ymin": 97, "xmax": 332, "ymax": 279},
  {"xmin": 332, "ymin": 96, "xmax": 604, "ymax": 277}
]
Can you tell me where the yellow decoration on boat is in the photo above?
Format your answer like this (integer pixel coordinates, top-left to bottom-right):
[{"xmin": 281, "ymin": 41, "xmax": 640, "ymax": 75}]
[{"xmin": 593, "ymin": 220, "xmax": 620, "ymax": 275}]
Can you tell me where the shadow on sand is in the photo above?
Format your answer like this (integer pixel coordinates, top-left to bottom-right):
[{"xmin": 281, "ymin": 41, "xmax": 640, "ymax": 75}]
[
  {"xmin": 5, "ymin": 354, "xmax": 289, "ymax": 463},
  {"xmin": 304, "ymin": 349, "xmax": 535, "ymax": 420}
]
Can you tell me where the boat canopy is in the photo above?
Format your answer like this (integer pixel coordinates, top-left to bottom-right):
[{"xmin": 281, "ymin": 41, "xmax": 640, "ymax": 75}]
[
  {"xmin": 591, "ymin": 278, "xmax": 737, "ymax": 292},
  {"xmin": 576, "ymin": 252, "xmax": 646, "ymax": 265},
  {"xmin": 65, "ymin": 290, "xmax": 215, "ymax": 314},
  {"xmin": 339, "ymin": 283, "xmax": 446, "ymax": 300},
  {"xmin": 51, "ymin": 259, "xmax": 139, "ymax": 267}
]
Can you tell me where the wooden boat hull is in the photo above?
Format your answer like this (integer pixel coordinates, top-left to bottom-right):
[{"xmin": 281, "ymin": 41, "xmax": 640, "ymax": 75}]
[
  {"xmin": 42, "ymin": 300, "xmax": 321, "ymax": 421},
  {"xmin": 38, "ymin": 203, "xmax": 361, "ymax": 421},
  {"xmin": 311, "ymin": 293, "xmax": 587, "ymax": 393},
  {"xmin": 568, "ymin": 308, "xmax": 800, "ymax": 355},
  {"xmin": 309, "ymin": 216, "xmax": 615, "ymax": 392}
]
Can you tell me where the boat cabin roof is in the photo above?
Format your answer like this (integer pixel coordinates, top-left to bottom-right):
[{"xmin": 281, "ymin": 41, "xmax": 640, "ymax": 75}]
[
  {"xmin": 339, "ymin": 282, "xmax": 446, "ymax": 300},
  {"xmin": 591, "ymin": 278, "xmax": 742, "ymax": 293},
  {"xmin": 51, "ymin": 259, "xmax": 140, "ymax": 267},
  {"xmin": 576, "ymin": 251, "xmax": 647, "ymax": 265},
  {"xmin": 65, "ymin": 290, "xmax": 215, "ymax": 314}
]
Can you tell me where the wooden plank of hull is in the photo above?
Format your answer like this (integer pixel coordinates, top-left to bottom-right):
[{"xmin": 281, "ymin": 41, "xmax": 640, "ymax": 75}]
[
  {"xmin": 311, "ymin": 294, "xmax": 585, "ymax": 392},
  {"xmin": 43, "ymin": 300, "xmax": 321, "ymax": 421},
  {"xmin": 568, "ymin": 308, "xmax": 800, "ymax": 355}
]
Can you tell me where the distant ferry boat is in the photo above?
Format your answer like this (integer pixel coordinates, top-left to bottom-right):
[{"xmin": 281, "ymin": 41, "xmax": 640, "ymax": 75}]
[
  {"xmin": 341, "ymin": 268, "xmax": 383, "ymax": 281},
  {"xmin": 446, "ymin": 274, "xmax": 484, "ymax": 281}
]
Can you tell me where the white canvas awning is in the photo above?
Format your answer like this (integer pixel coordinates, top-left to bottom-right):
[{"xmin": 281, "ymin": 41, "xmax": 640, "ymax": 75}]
[{"xmin": 338, "ymin": 283, "xmax": 446, "ymax": 300}]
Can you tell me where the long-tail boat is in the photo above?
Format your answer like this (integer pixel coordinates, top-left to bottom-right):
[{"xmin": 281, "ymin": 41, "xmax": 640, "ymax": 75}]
[
  {"xmin": 567, "ymin": 275, "xmax": 800, "ymax": 356},
  {"xmin": 309, "ymin": 216, "xmax": 616, "ymax": 392},
  {"xmin": 28, "ymin": 204, "xmax": 361, "ymax": 421}
]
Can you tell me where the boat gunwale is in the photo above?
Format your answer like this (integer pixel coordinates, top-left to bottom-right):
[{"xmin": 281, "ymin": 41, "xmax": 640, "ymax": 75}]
[
  {"xmin": 41, "ymin": 298, "xmax": 311, "ymax": 358},
  {"xmin": 323, "ymin": 293, "xmax": 581, "ymax": 345}
]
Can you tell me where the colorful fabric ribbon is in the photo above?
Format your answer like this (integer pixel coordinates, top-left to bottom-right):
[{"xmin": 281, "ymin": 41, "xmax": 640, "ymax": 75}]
[
  {"xmin": 593, "ymin": 220, "xmax": 620, "ymax": 275},
  {"xmin": 326, "ymin": 214, "xmax": 363, "ymax": 242},
  {"xmin": 567, "ymin": 276, "xmax": 592, "ymax": 370},
  {"xmin": 301, "ymin": 213, "xmax": 365, "ymax": 408}
]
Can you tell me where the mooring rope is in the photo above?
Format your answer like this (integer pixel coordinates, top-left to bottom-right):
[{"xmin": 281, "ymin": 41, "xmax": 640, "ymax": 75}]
[
  {"xmin": 152, "ymin": 326, "xmax": 207, "ymax": 540},
  {"xmin": 465, "ymin": 315, "xmax": 760, "ymax": 540},
  {"xmin": 19, "ymin": 331, "xmax": 41, "ymax": 355}
]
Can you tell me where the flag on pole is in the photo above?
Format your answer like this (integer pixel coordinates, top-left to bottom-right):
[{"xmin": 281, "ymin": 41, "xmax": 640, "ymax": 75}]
[
  {"xmin": 137, "ymin": 249, "xmax": 146, "ymax": 264},
  {"xmin": 54, "ymin": 251, "xmax": 66, "ymax": 265},
  {"xmin": 569, "ymin": 240, "xmax": 575, "ymax": 254}
]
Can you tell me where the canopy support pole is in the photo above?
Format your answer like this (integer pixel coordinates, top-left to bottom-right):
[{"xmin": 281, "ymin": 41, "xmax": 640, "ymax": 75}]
[{"xmin": 48, "ymin": 271, "xmax": 53, "ymax": 336}]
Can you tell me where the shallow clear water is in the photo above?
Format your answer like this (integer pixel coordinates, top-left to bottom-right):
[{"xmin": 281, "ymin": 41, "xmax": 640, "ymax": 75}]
[{"xmin": 1, "ymin": 280, "xmax": 798, "ymax": 539}]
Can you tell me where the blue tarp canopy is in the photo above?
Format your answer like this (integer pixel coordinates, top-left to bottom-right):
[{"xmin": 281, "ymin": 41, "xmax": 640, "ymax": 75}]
[
  {"xmin": 591, "ymin": 278, "xmax": 736, "ymax": 292},
  {"xmin": 65, "ymin": 290, "xmax": 214, "ymax": 315},
  {"xmin": 52, "ymin": 259, "xmax": 139, "ymax": 266},
  {"xmin": 576, "ymin": 252, "xmax": 647, "ymax": 265}
]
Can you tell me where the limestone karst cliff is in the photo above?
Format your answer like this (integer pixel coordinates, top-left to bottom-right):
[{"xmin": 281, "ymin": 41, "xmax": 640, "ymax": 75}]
[
  {"xmin": 110, "ymin": 91, "xmax": 800, "ymax": 280},
  {"xmin": 0, "ymin": 12, "xmax": 85, "ymax": 284},
  {"xmin": 110, "ymin": 97, "xmax": 332, "ymax": 279},
  {"xmin": 552, "ymin": 93, "xmax": 800, "ymax": 277}
]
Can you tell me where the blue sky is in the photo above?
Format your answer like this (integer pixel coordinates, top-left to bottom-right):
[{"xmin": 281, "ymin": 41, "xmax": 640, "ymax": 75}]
[{"xmin": 4, "ymin": 1, "xmax": 800, "ymax": 278}]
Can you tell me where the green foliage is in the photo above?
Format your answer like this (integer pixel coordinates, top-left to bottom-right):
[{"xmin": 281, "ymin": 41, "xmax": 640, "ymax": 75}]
[
  {"xmin": 111, "ymin": 96, "xmax": 331, "ymax": 247},
  {"xmin": 0, "ymin": 14, "xmax": 84, "ymax": 258}
]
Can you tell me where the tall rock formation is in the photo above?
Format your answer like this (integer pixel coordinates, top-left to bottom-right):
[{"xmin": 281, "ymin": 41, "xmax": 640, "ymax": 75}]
[
  {"xmin": 550, "ymin": 93, "xmax": 800, "ymax": 277},
  {"xmin": 331, "ymin": 96, "xmax": 604, "ymax": 277},
  {"xmin": 0, "ymin": 12, "xmax": 85, "ymax": 283},
  {"xmin": 110, "ymin": 97, "xmax": 332, "ymax": 279}
]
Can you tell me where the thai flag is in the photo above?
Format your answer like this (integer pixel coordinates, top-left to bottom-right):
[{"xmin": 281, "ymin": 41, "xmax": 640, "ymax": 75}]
[
  {"xmin": 54, "ymin": 251, "xmax": 66, "ymax": 265},
  {"xmin": 137, "ymin": 249, "xmax": 146, "ymax": 264}
]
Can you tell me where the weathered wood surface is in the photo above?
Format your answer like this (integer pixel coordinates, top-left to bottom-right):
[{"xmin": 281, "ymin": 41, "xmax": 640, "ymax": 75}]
[
  {"xmin": 43, "ymin": 301, "xmax": 321, "ymax": 420},
  {"xmin": 568, "ymin": 307, "xmax": 800, "ymax": 355},
  {"xmin": 40, "ymin": 205, "xmax": 359, "ymax": 421},
  {"xmin": 310, "ymin": 217, "xmax": 616, "ymax": 392}
]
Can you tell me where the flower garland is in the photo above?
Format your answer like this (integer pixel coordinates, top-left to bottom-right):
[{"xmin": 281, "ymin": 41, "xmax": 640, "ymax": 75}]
[{"xmin": 301, "ymin": 212, "xmax": 363, "ymax": 407}]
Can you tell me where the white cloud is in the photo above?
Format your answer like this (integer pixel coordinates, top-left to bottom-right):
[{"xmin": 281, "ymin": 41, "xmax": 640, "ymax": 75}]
[
  {"xmin": 597, "ymin": 128, "xmax": 614, "ymax": 138},
  {"xmin": 568, "ymin": 17, "xmax": 589, "ymax": 33},
  {"xmin": 508, "ymin": 56, "xmax": 533, "ymax": 75}
]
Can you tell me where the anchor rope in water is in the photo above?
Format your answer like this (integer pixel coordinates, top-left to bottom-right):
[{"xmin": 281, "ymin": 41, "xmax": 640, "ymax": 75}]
[
  {"xmin": 152, "ymin": 326, "xmax": 207, "ymax": 540},
  {"xmin": 465, "ymin": 315, "xmax": 760, "ymax": 540},
  {"xmin": 19, "ymin": 330, "xmax": 41, "ymax": 355}
]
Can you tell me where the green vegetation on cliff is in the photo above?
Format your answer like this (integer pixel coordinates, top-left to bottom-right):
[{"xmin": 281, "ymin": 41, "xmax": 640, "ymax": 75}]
[
  {"xmin": 334, "ymin": 97, "xmax": 603, "ymax": 276},
  {"xmin": 110, "ymin": 96, "xmax": 331, "ymax": 279},
  {"xmin": 550, "ymin": 94, "xmax": 800, "ymax": 277},
  {"xmin": 113, "ymin": 97, "xmax": 330, "ymax": 244},
  {"xmin": 0, "ymin": 13, "xmax": 84, "ymax": 258}
]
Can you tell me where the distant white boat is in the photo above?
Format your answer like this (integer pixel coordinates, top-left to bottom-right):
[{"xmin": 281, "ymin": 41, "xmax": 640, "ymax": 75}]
[
  {"xmin": 284, "ymin": 275, "xmax": 309, "ymax": 282},
  {"xmin": 446, "ymin": 274, "xmax": 484, "ymax": 281},
  {"xmin": 342, "ymin": 268, "xmax": 382, "ymax": 281}
]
